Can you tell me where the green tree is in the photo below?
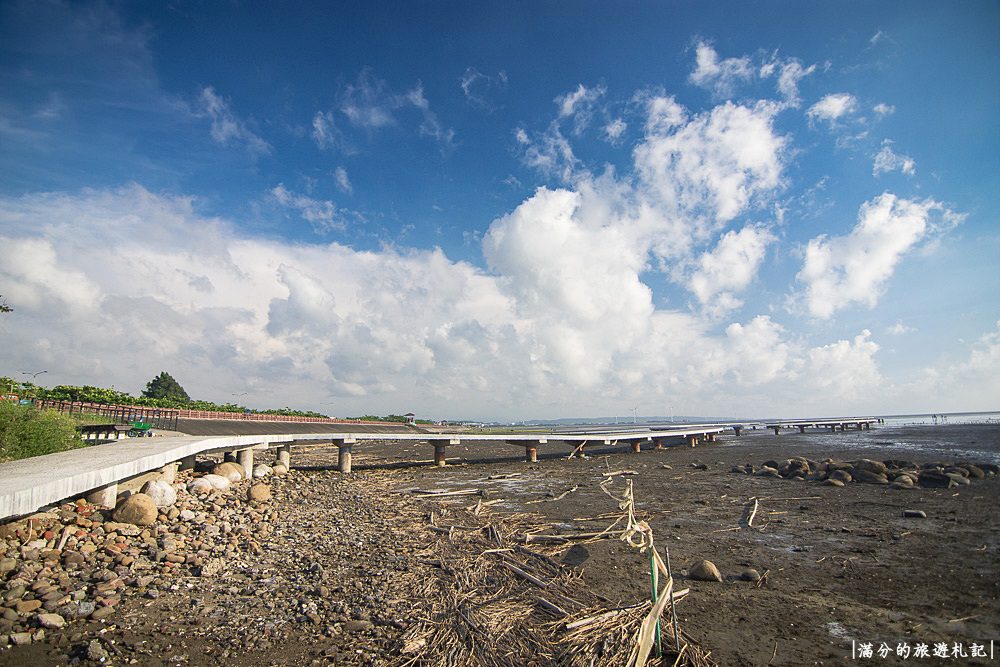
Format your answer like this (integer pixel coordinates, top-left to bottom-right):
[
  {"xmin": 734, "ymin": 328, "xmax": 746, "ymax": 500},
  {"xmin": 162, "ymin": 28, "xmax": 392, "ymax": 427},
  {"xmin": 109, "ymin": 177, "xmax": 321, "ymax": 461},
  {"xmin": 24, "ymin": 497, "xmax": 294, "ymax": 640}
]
[
  {"xmin": 0, "ymin": 295, "xmax": 10, "ymax": 313},
  {"xmin": 141, "ymin": 372, "xmax": 190, "ymax": 403}
]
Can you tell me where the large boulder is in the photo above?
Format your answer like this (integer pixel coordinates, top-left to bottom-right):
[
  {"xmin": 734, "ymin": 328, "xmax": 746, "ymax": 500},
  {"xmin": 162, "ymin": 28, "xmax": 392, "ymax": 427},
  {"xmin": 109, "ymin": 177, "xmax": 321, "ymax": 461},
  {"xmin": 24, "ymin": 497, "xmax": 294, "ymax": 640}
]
[
  {"xmin": 918, "ymin": 470, "xmax": 953, "ymax": 488},
  {"xmin": 140, "ymin": 480, "xmax": 177, "ymax": 507},
  {"xmin": 202, "ymin": 474, "xmax": 231, "ymax": 491},
  {"xmin": 853, "ymin": 469, "xmax": 889, "ymax": 485},
  {"xmin": 248, "ymin": 484, "xmax": 271, "ymax": 502},
  {"xmin": 688, "ymin": 559, "xmax": 723, "ymax": 582},
  {"xmin": 852, "ymin": 459, "xmax": 888, "ymax": 476},
  {"xmin": 252, "ymin": 464, "xmax": 273, "ymax": 479},
  {"xmin": 111, "ymin": 493, "xmax": 158, "ymax": 526},
  {"xmin": 187, "ymin": 478, "xmax": 214, "ymax": 495},
  {"xmin": 828, "ymin": 469, "xmax": 853, "ymax": 484},
  {"xmin": 212, "ymin": 462, "xmax": 245, "ymax": 482}
]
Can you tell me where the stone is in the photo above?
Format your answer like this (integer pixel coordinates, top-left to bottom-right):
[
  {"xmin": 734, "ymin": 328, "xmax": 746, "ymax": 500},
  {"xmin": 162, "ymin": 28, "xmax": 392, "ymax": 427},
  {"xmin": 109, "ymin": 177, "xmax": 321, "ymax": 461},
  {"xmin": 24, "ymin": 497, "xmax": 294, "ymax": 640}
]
[
  {"xmin": 112, "ymin": 493, "xmax": 158, "ymax": 526},
  {"xmin": 202, "ymin": 474, "xmax": 231, "ymax": 491},
  {"xmin": 35, "ymin": 612, "xmax": 65, "ymax": 629},
  {"xmin": 9, "ymin": 631, "xmax": 32, "ymax": 645},
  {"xmin": 755, "ymin": 466, "xmax": 780, "ymax": 478},
  {"xmin": 853, "ymin": 469, "xmax": 889, "ymax": 485},
  {"xmin": 0, "ymin": 557, "xmax": 16, "ymax": 575},
  {"xmin": 212, "ymin": 462, "xmax": 244, "ymax": 482},
  {"xmin": 248, "ymin": 484, "xmax": 271, "ymax": 502},
  {"xmin": 272, "ymin": 464, "xmax": 288, "ymax": 476},
  {"xmin": 688, "ymin": 559, "xmax": 723, "ymax": 582},
  {"xmin": 902, "ymin": 509, "xmax": 927, "ymax": 519},
  {"xmin": 140, "ymin": 480, "xmax": 177, "ymax": 507},
  {"xmin": 344, "ymin": 619, "xmax": 374, "ymax": 632},
  {"xmin": 738, "ymin": 568, "xmax": 761, "ymax": 582},
  {"xmin": 90, "ymin": 606, "xmax": 115, "ymax": 620},
  {"xmin": 919, "ymin": 470, "xmax": 952, "ymax": 488},
  {"xmin": 823, "ymin": 479, "xmax": 845, "ymax": 487},
  {"xmin": 965, "ymin": 464, "xmax": 985, "ymax": 479},
  {"xmin": 945, "ymin": 473, "xmax": 970, "ymax": 486},
  {"xmin": 187, "ymin": 478, "xmax": 214, "ymax": 495},
  {"xmin": 16, "ymin": 599, "xmax": 42, "ymax": 613},
  {"xmin": 828, "ymin": 469, "xmax": 853, "ymax": 484},
  {"xmin": 252, "ymin": 464, "xmax": 273, "ymax": 479},
  {"xmin": 87, "ymin": 639, "xmax": 110, "ymax": 661},
  {"xmin": 179, "ymin": 509, "xmax": 196, "ymax": 521},
  {"xmin": 852, "ymin": 459, "xmax": 888, "ymax": 476}
]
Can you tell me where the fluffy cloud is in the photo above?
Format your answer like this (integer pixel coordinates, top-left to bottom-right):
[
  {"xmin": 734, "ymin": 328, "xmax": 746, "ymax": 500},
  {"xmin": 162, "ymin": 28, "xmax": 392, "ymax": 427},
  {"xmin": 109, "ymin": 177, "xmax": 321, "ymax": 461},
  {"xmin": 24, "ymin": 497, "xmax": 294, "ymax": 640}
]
[
  {"xmin": 796, "ymin": 193, "xmax": 959, "ymax": 318},
  {"xmin": 689, "ymin": 225, "xmax": 775, "ymax": 315},
  {"xmin": 333, "ymin": 167, "xmax": 352, "ymax": 194},
  {"xmin": 0, "ymin": 183, "xmax": 898, "ymax": 419},
  {"xmin": 338, "ymin": 69, "xmax": 454, "ymax": 147},
  {"xmin": 198, "ymin": 87, "xmax": 270, "ymax": 155},
  {"xmin": 872, "ymin": 140, "xmax": 916, "ymax": 176},
  {"xmin": 555, "ymin": 84, "xmax": 606, "ymax": 134},
  {"xmin": 689, "ymin": 41, "xmax": 754, "ymax": 98},
  {"xmin": 807, "ymin": 93, "xmax": 858, "ymax": 125},
  {"xmin": 271, "ymin": 184, "xmax": 345, "ymax": 232}
]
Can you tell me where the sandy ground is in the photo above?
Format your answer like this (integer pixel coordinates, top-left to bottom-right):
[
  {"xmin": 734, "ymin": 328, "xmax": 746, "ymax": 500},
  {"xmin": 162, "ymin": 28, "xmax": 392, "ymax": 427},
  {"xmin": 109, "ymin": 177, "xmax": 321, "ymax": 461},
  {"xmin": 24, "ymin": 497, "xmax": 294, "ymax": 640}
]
[
  {"xmin": 2, "ymin": 423, "xmax": 997, "ymax": 665},
  {"xmin": 330, "ymin": 423, "xmax": 1000, "ymax": 665}
]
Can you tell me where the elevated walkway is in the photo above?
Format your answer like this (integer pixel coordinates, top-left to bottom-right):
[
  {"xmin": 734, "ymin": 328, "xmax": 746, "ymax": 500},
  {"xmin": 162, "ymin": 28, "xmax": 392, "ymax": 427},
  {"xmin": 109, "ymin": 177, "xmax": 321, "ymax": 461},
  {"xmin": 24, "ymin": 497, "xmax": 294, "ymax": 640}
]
[{"xmin": 0, "ymin": 425, "xmax": 726, "ymax": 520}]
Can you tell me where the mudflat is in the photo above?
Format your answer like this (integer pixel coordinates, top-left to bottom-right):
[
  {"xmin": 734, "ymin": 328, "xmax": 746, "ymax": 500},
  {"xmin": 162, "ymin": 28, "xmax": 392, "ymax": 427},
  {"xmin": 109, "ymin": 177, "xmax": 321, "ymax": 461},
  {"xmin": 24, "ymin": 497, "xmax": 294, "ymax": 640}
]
[{"xmin": 1, "ymin": 423, "xmax": 996, "ymax": 665}]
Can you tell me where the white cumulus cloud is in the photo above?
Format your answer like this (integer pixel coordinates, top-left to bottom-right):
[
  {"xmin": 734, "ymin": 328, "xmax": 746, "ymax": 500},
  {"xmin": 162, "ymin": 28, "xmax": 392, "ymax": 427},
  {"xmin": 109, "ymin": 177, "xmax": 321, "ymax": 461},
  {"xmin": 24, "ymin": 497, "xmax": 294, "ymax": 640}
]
[
  {"xmin": 689, "ymin": 225, "xmax": 775, "ymax": 315},
  {"xmin": 689, "ymin": 41, "xmax": 754, "ymax": 98},
  {"xmin": 198, "ymin": 86, "xmax": 270, "ymax": 155},
  {"xmin": 807, "ymin": 93, "xmax": 858, "ymax": 125},
  {"xmin": 872, "ymin": 140, "xmax": 916, "ymax": 176},
  {"xmin": 797, "ymin": 193, "xmax": 959, "ymax": 318}
]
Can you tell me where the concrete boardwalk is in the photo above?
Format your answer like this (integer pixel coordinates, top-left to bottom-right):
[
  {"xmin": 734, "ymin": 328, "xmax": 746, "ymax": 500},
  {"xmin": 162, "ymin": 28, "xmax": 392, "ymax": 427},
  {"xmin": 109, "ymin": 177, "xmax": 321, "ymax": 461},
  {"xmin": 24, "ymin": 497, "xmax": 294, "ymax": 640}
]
[
  {"xmin": 0, "ymin": 426, "xmax": 725, "ymax": 521},
  {"xmin": 763, "ymin": 418, "xmax": 880, "ymax": 435}
]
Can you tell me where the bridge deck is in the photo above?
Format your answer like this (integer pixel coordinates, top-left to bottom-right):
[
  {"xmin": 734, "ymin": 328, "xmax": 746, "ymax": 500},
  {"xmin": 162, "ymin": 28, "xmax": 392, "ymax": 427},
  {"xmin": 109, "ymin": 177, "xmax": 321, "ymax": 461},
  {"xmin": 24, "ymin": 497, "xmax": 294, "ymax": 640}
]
[{"xmin": 0, "ymin": 426, "xmax": 725, "ymax": 520}]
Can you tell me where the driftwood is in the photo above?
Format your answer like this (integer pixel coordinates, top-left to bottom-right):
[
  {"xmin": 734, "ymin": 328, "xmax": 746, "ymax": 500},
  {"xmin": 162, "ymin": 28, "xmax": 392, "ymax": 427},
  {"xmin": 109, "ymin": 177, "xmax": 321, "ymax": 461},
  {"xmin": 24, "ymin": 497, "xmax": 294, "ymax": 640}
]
[
  {"xmin": 746, "ymin": 498, "xmax": 760, "ymax": 528},
  {"xmin": 411, "ymin": 488, "xmax": 483, "ymax": 498},
  {"xmin": 526, "ymin": 485, "xmax": 578, "ymax": 504}
]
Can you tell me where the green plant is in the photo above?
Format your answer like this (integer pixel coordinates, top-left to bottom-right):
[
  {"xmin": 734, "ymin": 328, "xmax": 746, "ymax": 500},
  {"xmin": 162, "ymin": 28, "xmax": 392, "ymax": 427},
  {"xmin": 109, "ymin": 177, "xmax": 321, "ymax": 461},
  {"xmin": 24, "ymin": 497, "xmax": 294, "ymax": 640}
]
[
  {"xmin": 0, "ymin": 401, "xmax": 85, "ymax": 462},
  {"xmin": 142, "ymin": 372, "xmax": 190, "ymax": 402}
]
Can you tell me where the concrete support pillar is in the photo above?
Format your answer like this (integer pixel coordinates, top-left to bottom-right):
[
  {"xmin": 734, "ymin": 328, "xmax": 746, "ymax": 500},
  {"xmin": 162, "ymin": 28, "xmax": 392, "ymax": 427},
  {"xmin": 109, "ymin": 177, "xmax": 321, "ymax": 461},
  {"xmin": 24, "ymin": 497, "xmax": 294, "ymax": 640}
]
[
  {"xmin": 653, "ymin": 438, "xmax": 666, "ymax": 450},
  {"xmin": 686, "ymin": 435, "xmax": 698, "ymax": 447},
  {"xmin": 525, "ymin": 445, "xmax": 537, "ymax": 463},
  {"xmin": 337, "ymin": 443, "xmax": 353, "ymax": 474},
  {"xmin": 159, "ymin": 463, "xmax": 178, "ymax": 483},
  {"xmin": 224, "ymin": 451, "xmax": 237, "ymax": 463},
  {"xmin": 798, "ymin": 425, "xmax": 807, "ymax": 434},
  {"xmin": 772, "ymin": 426, "xmax": 781, "ymax": 436},
  {"xmin": 707, "ymin": 433, "xmax": 717, "ymax": 443},
  {"xmin": 277, "ymin": 445, "xmax": 291, "ymax": 468},
  {"xmin": 433, "ymin": 442, "xmax": 447, "ymax": 467},
  {"xmin": 733, "ymin": 426, "xmax": 743, "ymax": 437},
  {"xmin": 86, "ymin": 482, "xmax": 118, "ymax": 508},
  {"xmin": 631, "ymin": 441, "xmax": 642, "ymax": 454},
  {"xmin": 179, "ymin": 455, "xmax": 196, "ymax": 471},
  {"xmin": 237, "ymin": 448, "xmax": 254, "ymax": 477}
]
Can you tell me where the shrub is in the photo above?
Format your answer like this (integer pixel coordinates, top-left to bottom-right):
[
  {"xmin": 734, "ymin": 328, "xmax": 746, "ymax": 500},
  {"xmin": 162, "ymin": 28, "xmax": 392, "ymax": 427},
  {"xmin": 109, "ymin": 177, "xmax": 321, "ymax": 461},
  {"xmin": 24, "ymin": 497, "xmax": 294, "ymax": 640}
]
[{"xmin": 0, "ymin": 401, "xmax": 85, "ymax": 462}]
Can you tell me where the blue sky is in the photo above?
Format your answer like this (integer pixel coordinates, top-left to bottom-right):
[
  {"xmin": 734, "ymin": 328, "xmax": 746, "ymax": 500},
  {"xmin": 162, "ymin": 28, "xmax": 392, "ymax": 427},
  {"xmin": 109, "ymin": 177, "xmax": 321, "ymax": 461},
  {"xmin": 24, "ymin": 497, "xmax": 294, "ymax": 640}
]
[{"xmin": 1, "ymin": 1, "xmax": 998, "ymax": 420}]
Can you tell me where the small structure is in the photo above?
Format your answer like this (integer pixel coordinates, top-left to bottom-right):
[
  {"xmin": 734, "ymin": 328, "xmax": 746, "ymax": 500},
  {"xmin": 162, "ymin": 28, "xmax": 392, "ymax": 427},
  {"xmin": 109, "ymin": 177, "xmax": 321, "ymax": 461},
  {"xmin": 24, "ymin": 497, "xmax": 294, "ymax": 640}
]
[{"xmin": 404, "ymin": 412, "xmax": 416, "ymax": 425}]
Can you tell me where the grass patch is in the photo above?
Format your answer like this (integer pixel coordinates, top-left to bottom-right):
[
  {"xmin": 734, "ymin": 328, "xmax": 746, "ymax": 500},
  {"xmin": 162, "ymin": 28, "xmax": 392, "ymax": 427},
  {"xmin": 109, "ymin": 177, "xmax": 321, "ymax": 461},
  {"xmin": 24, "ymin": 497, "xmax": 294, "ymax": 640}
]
[{"xmin": 0, "ymin": 401, "xmax": 86, "ymax": 463}]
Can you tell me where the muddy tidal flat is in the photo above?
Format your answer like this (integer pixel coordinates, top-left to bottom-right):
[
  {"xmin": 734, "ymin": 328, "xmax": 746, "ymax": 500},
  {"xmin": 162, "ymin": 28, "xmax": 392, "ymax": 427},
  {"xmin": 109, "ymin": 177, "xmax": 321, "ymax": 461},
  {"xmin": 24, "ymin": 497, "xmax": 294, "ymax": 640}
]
[{"xmin": 1, "ymin": 423, "xmax": 998, "ymax": 665}]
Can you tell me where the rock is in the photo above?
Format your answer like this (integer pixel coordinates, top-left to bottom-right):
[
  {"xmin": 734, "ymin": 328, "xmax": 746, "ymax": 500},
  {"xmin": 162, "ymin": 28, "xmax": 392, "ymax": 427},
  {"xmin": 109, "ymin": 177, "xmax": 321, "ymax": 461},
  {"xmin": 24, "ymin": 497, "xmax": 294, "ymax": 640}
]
[
  {"xmin": 755, "ymin": 466, "xmax": 780, "ymax": 478},
  {"xmin": 112, "ymin": 493, "xmax": 158, "ymax": 526},
  {"xmin": 212, "ymin": 462, "xmax": 244, "ymax": 482},
  {"xmin": 828, "ymin": 469, "xmax": 852, "ymax": 484},
  {"xmin": 272, "ymin": 464, "xmax": 288, "ymax": 476},
  {"xmin": 87, "ymin": 639, "xmax": 110, "ymax": 661},
  {"xmin": 179, "ymin": 509, "xmax": 196, "ymax": 521},
  {"xmin": 823, "ymin": 479, "xmax": 845, "ymax": 487},
  {"xmin": 738, "ymin": 568, "xmax": 761, "ymax": 582},
  {"xmin": 852, "ymin": 459, "xmax": 888, "ymax": 476},
  {"xmin": 890, "ymin": 481, "xmax": 914, "ymax": 490},
  {"xmin": 35, "ymin": 612, "xmax": 65, "ymax": 629},
  {"xmin": 0, "ymin": 557, "xmax": 16, "ymax": 575},
  {"xmin": 202, "ymin": 474, "xmax": 231, "ymax": 491},
  {"xmin": 187, "ymin": 478, "xmax": 214, "ymax": 495},
  {"xmin": 248, "ymin": 484, "xmax": 271, "ymax": 502},
  {"xmin": 688, "ymin": 559, "xmax": 723, "ymax": 582},
  {"xmin": 853, "ymin": 469, "xmax": 889, "ymax": 485},
  {"xmin": 945, "ymin": 472, "xmax": 970, "ymax": 486},
  {"xmin": 902, "ymin": 509, "xmax": 927, "ymax": 519},
  {"xmin": 344, "ymin": 619, "xmax": 374, "ymax": 632},
  {"xmin": 140, "ymin": 480, "xmax": 177, "ymax": 507},
  {"xmin": 730, "ymin": 465, "xmax": 747, "ymax": 474},
  {"xmin": 9, "ymin": 631, "xmax": 32, "ymax": 645},
  {"xmin": 90, "ymin": 606, "xmax": 115, "ymax": 620},
  {"xmin": 252, "ymin": 464, "xmax": 273, "ymax": 479},
  {"xmin": 689, "ymin": 463, "xmax": 708, "ymax": 470},
  {"xmin": 16, "ymin": 599, "xmax": 42, "ymax": 613},
  {"xmin": 965, "ymin": 464, "xmax": 985, "ymax": 479},
  {"xmin": 919, "ymin": 470, "xmax": 952, "ymax": 488}
]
